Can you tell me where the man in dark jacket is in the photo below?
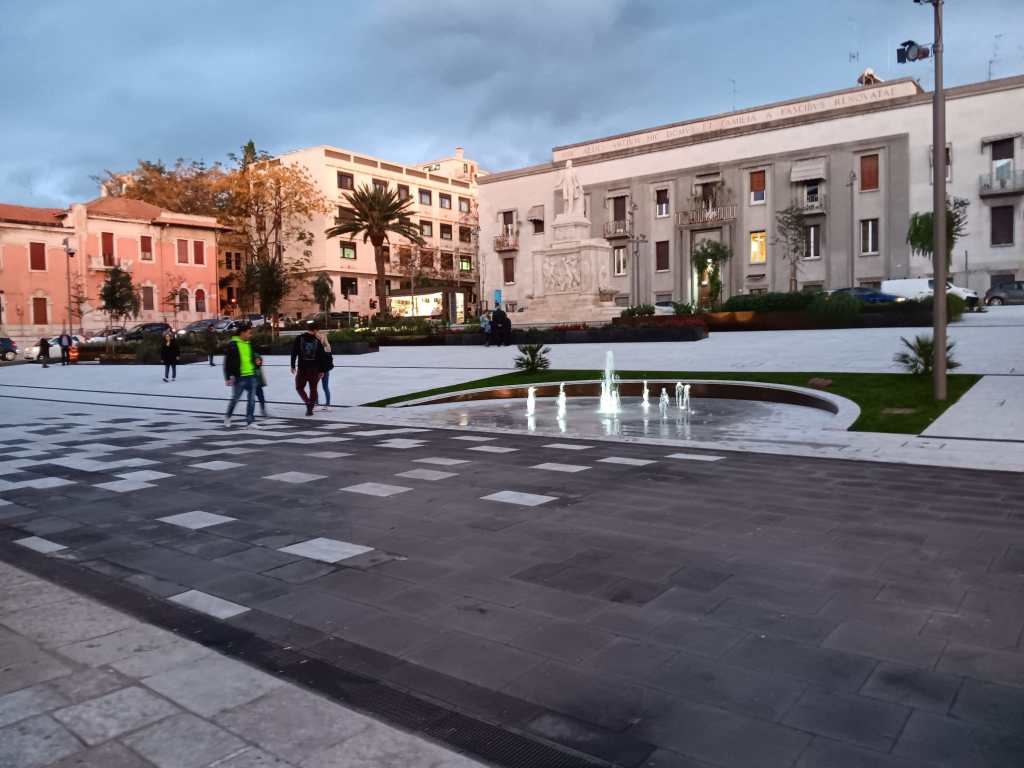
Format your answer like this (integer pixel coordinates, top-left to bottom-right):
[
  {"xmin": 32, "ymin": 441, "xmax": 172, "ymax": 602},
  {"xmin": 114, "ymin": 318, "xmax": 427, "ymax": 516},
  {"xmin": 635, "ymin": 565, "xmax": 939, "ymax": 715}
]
[
  {"xmin": 223, "ymin": 323, "xmax": 257, "ymax": 428},
  {"xmin": 204, "ymin": 324, "xmax": 218, "ymax": 366},
  {"xmin": 491, "ymin": 305, "xmax": 510, "ymax": 346},
  {"xmin": 290, "ymin": 323, "xmax": 328, "ymax": 416},
  {"xmin": 57, "ymin": 330, "xmax": 73, "ymax": 366},
  {"xmin": 38, "ymin": 337, "xmax": 51, "ymax": 368}
]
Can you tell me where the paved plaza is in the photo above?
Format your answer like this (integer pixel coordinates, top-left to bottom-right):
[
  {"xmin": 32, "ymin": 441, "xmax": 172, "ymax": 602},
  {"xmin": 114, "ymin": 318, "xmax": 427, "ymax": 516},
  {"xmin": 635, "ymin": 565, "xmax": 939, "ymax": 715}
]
[{"xmin": 1, "ymin": 407, "xmax": 1023, "ymax": 767}]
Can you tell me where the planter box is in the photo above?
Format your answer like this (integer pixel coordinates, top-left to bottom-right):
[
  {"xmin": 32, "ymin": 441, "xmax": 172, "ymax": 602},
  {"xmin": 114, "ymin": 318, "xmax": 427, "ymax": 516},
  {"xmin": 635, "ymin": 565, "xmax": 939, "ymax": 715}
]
[
  {"xmin": 512, "ymin": 325, "xmax": 707, "ymax": 345},
  {"xmin": 333, "ymin": 341, "xmax": 378, "ymax": 355},
  {"xmin": 612, "ymin": 315, "xmax": 709, "ymax": 329},
  {"xmin": 703, "ymin": 309, "xmax": 936, "ymax": 331}
]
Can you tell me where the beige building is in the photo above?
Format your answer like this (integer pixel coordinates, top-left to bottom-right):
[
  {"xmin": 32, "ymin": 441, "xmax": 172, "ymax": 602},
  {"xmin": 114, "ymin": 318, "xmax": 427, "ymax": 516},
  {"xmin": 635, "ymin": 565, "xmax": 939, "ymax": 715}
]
[{"xmin": 276, "ymin": 145, "xmax": 482, "ymax": 321}]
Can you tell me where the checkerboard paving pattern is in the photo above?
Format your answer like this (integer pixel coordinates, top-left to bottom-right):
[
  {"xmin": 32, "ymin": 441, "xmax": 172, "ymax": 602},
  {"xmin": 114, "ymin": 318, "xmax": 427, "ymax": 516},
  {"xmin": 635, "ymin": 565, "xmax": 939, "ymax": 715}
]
[
  {"xmin": 341, "ymin": 482, "xmax": 411, "ymax": 497},
  {"xmin": 158, "ymin": 511, "xmax": 237, "ymax": 530},
  {"xmin": 278, "ymin": 537, "xmax": 374, "ymax": 563}
]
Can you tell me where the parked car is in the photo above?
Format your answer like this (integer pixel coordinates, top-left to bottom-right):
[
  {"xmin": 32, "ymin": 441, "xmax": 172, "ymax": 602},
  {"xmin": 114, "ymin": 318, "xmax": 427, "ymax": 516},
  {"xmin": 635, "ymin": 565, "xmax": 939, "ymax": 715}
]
[
  {"xmin": 830, "ymin": 287, "xmax": 907, "ymax": 304},
  {"xmin": 984, "ymin": 281, "xmax": 1024, "ymax": 305},
  {"xmin": 213, "ymin": 319, "xmax": 248, "ymax": 334},
  {"xmin": 0, "ymin": 337, "xmax": 18, "ymax": 361},
  {"xmin": 86, "ymin": 326, "xmax": 126, "ymax": 343},
  {"xmin": 177, "ymin": 318, "xmax": 221, "ymax": 339},
  {"xmin": 881, "ymin": 278, "xmax": 979, "ymax": 306},
  {"xmin": 244, "ymin": 313, "xmax": 269, "ymax": 327},
  {"xmin": 24, "ymin": 335, "xmax": 82, "ymax": 360},
  {"xmin": 303, "ymin": 311, "xmax": 359, "ymax": 329},
  {"xmin": 116, "ymin": 323, "xmax": 171, "ymax": 342}
]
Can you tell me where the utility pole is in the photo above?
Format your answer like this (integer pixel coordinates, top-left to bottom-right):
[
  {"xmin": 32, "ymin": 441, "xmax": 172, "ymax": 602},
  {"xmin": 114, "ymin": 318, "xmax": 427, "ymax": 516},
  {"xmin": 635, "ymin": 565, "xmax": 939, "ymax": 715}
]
[
  {"xmin": 62, "ymin": 237, "xmax": 76, "ymax": 332},
  {"xmin": 930, "ymin": 0, "xmax": 948, "ymax": 401},
  {"xmin": 627, "ymin": 202, "xmax": 647, "ymax": 305}
]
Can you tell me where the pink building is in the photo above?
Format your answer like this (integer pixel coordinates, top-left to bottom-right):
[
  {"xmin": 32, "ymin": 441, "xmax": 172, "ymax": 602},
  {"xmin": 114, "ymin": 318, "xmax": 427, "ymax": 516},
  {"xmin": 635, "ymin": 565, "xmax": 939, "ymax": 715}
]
[{"xmin": 0, "ymin": 197, "xmax": 223, "ymax": 342}]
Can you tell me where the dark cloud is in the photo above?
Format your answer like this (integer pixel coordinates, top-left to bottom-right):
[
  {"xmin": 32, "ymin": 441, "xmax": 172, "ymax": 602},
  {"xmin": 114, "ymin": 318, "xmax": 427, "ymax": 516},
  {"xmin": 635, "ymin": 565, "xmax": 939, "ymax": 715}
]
[{"xmin": 0, "ymin": 0, "xmax": 1020, "ymax": 206}]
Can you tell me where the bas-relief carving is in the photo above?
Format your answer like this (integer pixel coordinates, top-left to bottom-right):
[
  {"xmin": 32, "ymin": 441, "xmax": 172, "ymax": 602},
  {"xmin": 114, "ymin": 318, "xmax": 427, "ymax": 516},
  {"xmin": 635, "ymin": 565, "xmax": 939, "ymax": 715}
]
[{"xmin": 542, "ymin": 253, "xmax": 587, "ymax": 294}]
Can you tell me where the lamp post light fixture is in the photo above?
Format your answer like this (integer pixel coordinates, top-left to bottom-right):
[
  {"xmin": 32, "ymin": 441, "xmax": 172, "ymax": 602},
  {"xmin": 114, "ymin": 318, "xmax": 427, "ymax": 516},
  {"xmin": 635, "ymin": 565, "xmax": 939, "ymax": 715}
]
[
  {"xmin": 62, "ymin": 237, "xmax": 76, "ymax": 332},
  {"xmin": 900, "ymin": 0, "xmax": 947, "ymax": 400},
  {"xmin": 627, "ymin": 202, "xmax": 647, "ymax": 305}
]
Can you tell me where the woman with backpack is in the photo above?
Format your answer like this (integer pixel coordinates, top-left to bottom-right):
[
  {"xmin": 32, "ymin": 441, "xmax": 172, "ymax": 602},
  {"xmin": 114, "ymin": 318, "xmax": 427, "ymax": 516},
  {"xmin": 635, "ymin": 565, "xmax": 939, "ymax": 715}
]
[
  {"xmin": 316, "ymin": 329, "xmax": 334, "ymax": 411},
  {"xmin": 161, "ymin": 330, "xmax": 180, "ymax": 382}
]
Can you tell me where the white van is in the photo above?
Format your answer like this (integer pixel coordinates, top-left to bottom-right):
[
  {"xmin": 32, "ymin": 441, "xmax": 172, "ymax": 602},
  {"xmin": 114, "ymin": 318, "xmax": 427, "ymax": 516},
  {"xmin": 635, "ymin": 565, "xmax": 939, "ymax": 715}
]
[{"xmin": 881, "ymin": 278, "xmax": 979, "ymax": 304}]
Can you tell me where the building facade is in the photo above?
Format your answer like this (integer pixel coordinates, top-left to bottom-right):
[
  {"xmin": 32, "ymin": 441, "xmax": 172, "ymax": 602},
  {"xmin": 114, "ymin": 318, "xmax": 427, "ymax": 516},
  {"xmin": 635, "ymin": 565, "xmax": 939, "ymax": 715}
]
[
  {"xmin": 478, "ymin": 74, "xmax": 1024, "ymax": 315},
  {"xmin": 0, "ymin": 197, "xmax": 222, "ymax": 341},
  {"xmin": 275, "ymin": 145, "xmax": 482, "ymax": 321}
]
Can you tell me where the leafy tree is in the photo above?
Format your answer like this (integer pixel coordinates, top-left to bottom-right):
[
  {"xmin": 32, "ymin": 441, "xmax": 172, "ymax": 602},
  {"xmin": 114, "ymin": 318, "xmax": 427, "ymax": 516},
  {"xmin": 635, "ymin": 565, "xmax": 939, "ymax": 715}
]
[
  {"xmin": 68, "ymin": 274, "xmax": 93, "ymax": 334},
  {"xmin": 325, "ymin": 184, "xmax": 424, "ymax": 315},
  {"xmin": 98, "ymin": 266, "xmax": 140, "ymax": 350},
  {"xmin": 312, "ymin": 272, "xmax": 336, "ymax": 313},
  {"xmin": 907, "ymin": 197, "xmax": 970, "ymax": 270},
  {"xmin": 240, "ymin": 258, "xmax": 290, "ymax": 329},
  {"xmin": 773, "ymin": 204, "xmax": 807, "ymax": 293},
  {"xmin": 691, "ymin": 239, "xmax": 733, "ymax": 309},
  {"xmin": 94, "ymin": 159, "xmax": 226, "ymax": 216}
]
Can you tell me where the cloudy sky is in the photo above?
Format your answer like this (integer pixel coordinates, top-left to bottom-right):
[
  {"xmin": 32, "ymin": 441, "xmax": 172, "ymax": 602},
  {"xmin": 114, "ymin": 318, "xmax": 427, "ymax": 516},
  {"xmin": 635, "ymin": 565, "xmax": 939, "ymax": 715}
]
[{"xmin": 1, "ymin": 0, "xmax": 1021, "ymax": 206}]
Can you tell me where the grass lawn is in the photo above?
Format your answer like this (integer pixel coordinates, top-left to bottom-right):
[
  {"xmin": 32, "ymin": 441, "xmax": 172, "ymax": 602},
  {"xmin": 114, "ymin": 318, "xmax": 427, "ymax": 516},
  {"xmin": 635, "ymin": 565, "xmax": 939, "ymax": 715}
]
[{"xmin": 366, "ymin": 370, "xmax": 980, "ymax": 435}]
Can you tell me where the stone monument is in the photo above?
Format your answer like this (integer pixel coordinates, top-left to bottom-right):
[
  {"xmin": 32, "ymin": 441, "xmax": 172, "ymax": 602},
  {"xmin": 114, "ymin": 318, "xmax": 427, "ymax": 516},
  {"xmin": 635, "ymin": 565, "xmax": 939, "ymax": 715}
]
[{"xmin": 516, "ymin": 160, "xmax": 619, "ymax": 324}]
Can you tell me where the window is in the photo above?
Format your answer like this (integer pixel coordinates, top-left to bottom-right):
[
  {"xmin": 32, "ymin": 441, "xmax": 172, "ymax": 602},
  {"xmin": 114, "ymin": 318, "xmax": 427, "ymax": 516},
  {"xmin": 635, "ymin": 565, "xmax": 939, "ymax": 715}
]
[
  {"xmin": 655, "ymin": 189, "xmax": 670, "ymax": 217},
  {"xmin": 142, "ymin": 286, "xmax": 155, "ymax": 311},
  {"xmin": 419, "ymin": 189, "xmax": 432, "ymax": 205},
  {"xmin": 501, "ymin": 209, "xmax": 515, "ymax": 235},
  {"xmin": 861, "ymin": 218, "xmax": 879, "ymax": 255},
  {"xmin": 340, "ymin": 242, "xmax": 356, "ymax": 260},
  {"xmin": 372, "ymin": 178, "xmax": 388, "ymax": 192},
  {"xmin": 398, "ymin": 184, "xmax": 410, "ymax": 201},
  {"xmin": 502, "ymin": 257, "xmax": 515, "ymax": 284},
  {"xmin": 801, "ymin": 282, "xmax": 824, "ymax": 294},
  {"xmin": 340, "ymin": 277, "xmax": 358, "ymax": 297},
  {"xmin": 100, "ymin": 232, "xmax": 114, "ymax": 265},
  {"xmin": 750, "ymin": 170, "xmax": 766, "ymax": 204},
  {"xmin": 335, "ymin": 206, "xmax": 355, "ymax": 226},
  {"xmin": 439, "ymin": 193, "xmax": 451, "ymax": 209},
  {"xmin": 614, "ymin": 295, "xmax": 631, "ymax": 307},
  {"xmin": 991, "ymin": 205, "xmax": 1015, "ymax": 246},
  {"xmin": 532, "ymin": 218, "xmax": 544, "ymax": 235},
  {"xmin": 140, "ymin": 235, "xmax": 153, "ymax": 260},
  {"xmin": 193, "ymin": 241, "xmax": 205, "ymax": 265},
  {"xmin": 337, "ymin": 171, "xmax": 354, "ymax": 190},
  {"xmin": 459, "ymin": 254, "xmax": 472, "ymax": 272},
  {"xmin": 458, "ymin": 197, "xmax": 471, "ymax": 213},
  {"xmin": 440, "ymin": 223, "xmax": 453, "ymax": 240},
  {"xmin": 226, "ymin": 286, "xmax": 236, "ymax": 303},
  {"xmin": 611, "ymin": 195, "xmax": 627, "ymax": 222},
  {"xmin": 655, "ymin": 241, "xmax": 670, "ymax": 271},
  {"xmin": 859, "ymin": 280, "xmax": 882, "ymax": 290},
  {"xmin": 441, "ymin": 252, "xmax": 453, "ymax": 270},
  {"xmin": 749, "ymin": 288, "xmax": 768, "ymax": 296},
  {"xmin": 992, "ymin": 138, "xmax": 1015, "ymax": 182},
  {"xmin": 235, "ymin": 253, "xmax": 244, "ymax": 270},
  {"xmin": 613, "ymin": 246, "xmax": 627, "ymax": 276},
  {"xmin": 655, "ymin": 293, "xmax": 673, "ymax": 303},
  {"xmin": 29, "ymin": 242, "xmax": 46, "ymax": 271},
  {"xmin": 459, "ymin": 226, "xmax": 472, "ymax": 243},
  {"xmin": 805, "ymin": 181, "xmax": 820, "ymax": 206},
  {"xmin": 860, "ymin": 154, "xmax": 879, "ymax": 191},
  {"xmin": 177, "ymin": 239, "xmax": 188, "ymax": 264},
  {"xmin": 421, "ymin": 250, "xmax": 434, "ymax": 268},
  {"xmin": 398, "ymin": 247, "xmax": 411, "ymax": 266},
  {"xmin": 194, "ymin": 289, "xmax": 206, "ymax": 313},
  {"xmin": 32, "ymin": 297, "xmax": 48, "ymax": 325},
  {"xmin": 749, "ymin": 231, "xmax": 767, "ymax": 264},
  {"xmin": 420, "ymin": 220, "xmax": 433, "ymax": 238},
  {"xmin": 805, "ymin": 224, "xmax": 821, "ymax": 259},
  {"xmin": 177, "ymin": 288, "xmax": 189, "ymax": 312}
]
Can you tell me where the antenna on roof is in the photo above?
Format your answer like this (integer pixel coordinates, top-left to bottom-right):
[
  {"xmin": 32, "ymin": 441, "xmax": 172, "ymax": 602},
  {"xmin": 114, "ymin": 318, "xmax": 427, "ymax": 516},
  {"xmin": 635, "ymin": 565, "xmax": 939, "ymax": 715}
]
[
  {"xmin": 987, "ymin": 33, "xmax": 1003, "ymax": 80},
  {"xmin": 729, "ymin": 78, "xmax": 736, "ymax": 111}
]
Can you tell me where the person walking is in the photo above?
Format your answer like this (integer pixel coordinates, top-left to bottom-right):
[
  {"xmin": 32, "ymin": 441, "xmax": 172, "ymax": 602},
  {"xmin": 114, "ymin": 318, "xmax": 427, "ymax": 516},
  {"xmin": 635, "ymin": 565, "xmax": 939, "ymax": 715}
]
[
  {"xmin": 37, "ymin": 336, "xmax": 51, "ymax": 368},
  {"xmin": 57, "ymin": 330, "xmax": 73, "ymax": 366},
  {"xmin": 204, "ymin": 324, "xmax": 218, "ymax": 366},
  {"xmin": 160, "ymin": 330, "xmax": 180, "ymax": 382},
  {"xmin": 316, "ymin": 329, "xmax": 334, "ymax": 411},
  {"xmin": 254, "ymin": 352, "xmax": 269, "ymax": 418},
  {"xmin": 224, "ymin": 323, "xmax": 258, "ymax": 428},
  {"xmin": 479, "ymin": 311, "xmax": 492, "ymax": 347},
  {"xmin": 290, "ymin": 323, "xmax": 328, "ymax": 416}
]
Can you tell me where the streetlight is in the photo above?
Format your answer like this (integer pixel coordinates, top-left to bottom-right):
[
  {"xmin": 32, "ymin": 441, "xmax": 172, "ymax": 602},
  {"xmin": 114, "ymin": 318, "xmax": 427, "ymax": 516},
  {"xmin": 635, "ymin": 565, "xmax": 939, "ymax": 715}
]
[
  {"xmin": 627, "ymin": 202, "xmax": 647, "ymax": 304},
  {"xmin": 62, "ymin": 237, "xmax": 76, "ymax": 333},
  {"xmin": 899, "ymin": 0, "xmax": 947, "ymax": 400}
]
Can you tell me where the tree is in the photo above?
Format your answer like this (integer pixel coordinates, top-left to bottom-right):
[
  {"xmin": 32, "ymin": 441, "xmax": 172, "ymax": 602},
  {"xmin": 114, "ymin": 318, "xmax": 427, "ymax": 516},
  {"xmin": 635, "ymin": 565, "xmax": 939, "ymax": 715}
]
[
  {"xmin": 68, "ymin": 274, "xmax": 93, "ymax": 334},
  {"xmin": 98, "ymin": 266, "xmax": 140, "ymax": 350},
  {"xmin": 907, "ymin": 197, "xmax": 969, "ymax": 271},
  {"xmin": 94, "ymin": 158, "xmax": 226, "ymax": 216},
  {"xmin": 325, "ymin": 184, "xmax": 424, "ymax": 315},
  {"xmin": 774, "ymin": 204, "xmax": 808, "ymax": 293},
  {"xmin": 312, "ymin": 272, "xmax": 335, "ymax": 314},
  {"xmin": 691, "ymin": 240, "xmax": 732, "ymax": 310}
]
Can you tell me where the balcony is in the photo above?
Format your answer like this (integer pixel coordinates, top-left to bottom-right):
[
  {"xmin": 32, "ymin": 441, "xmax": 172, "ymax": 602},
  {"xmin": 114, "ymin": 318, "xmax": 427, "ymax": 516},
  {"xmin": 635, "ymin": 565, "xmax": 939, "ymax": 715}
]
[
  {"xmin": 604, "ymin": 220, "xmax": 631, "ymax": 239},
  {"xmin": 494, "ymin": 232, "xmax": 518, "ymax": 252},
  {"xmin": 796, "ymin": 187, "xmax": 828, "ymax": 213},
  {"xmin": 89, "ymin": 257, "xmax": 131, "ymax": 271},
  {"xmin": 980, "ymin": 170, "xmax": 1024, "ymax": 198},
  {"xmin": 676, "ymin": 204, "xmax": 738, "ymax": 227}
]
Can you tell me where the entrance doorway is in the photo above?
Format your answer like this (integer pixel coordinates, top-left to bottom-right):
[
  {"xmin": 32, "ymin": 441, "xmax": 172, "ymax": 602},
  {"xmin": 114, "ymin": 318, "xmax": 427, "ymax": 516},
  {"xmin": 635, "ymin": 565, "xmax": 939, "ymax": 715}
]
[{"xmin": 690, "ymin": 229, "xmax": 722, "ymax": 307}]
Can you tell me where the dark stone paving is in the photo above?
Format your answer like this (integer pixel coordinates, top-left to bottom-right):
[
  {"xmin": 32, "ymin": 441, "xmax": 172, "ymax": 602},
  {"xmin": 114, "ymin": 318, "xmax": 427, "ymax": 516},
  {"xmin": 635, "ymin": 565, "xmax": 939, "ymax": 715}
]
[{"xmin": 2, "ymin": 414, "xmax": 1024, "ymax": 767}]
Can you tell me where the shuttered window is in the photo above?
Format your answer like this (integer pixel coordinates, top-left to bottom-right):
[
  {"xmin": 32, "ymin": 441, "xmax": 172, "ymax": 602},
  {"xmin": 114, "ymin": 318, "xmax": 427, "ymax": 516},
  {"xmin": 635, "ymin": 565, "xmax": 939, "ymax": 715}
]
[
  {"xmin": 140, "ymin": 235, "xmax": 153, "ymax": 259},
  {"xmin": 29, "ymin": 242, "xmax": 46, "ymax": 270},
  {"xmin": 750, "ymin": 170, "xmax": 766, "ymax": 203},
  {"xmin": 860, "ymin": 155, "xmax": 879, "ymax": 191},
  {"xmin": 142, "ymin": 286, "xmax": 155, "ymax": 311},
  {"xmin": 612, "ymin": 195, "xmax": 627, "ymax": 221},
  {"xmin": 101, "ymin": 232, "xmax": 115, "ymax": 265},
  {"xmin": 655, "ymin": 189, "xmax": 670, "ymax": 217},
  {"xmin": 177, "ymin": 239, "xmax": 189, "ymax": 264},
  {"xmin": 655, "ymin": 241, "xmax": 670, "ymax": 271},
  {"xmin": 32, "ymin": 297, "xmax": 48, "ymax": 325},
  {"xmin": 502, "ymin": 258, "xmax": 515, "ymax": 284},
  {"xmin": 992, "ymin": 139, "xmax": 1015, "ymax": 161},
  {"xmin": 193, "ymin": 241, "xmax": 205, "ymax": 265},
  {"xmin": 991, "ymin": 206, "xmax": 1015, "ymax": 246},
  {"xmin": 337, "ymin": 172, "xmax": 354, "ymax": 190}
]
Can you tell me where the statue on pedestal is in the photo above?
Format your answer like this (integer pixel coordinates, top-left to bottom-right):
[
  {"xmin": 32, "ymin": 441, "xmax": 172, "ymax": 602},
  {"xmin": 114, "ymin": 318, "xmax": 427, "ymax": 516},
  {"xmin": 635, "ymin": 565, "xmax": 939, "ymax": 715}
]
[{"xmin": 557, "ymin": 159, "xmax": 585, "ymax": 220}]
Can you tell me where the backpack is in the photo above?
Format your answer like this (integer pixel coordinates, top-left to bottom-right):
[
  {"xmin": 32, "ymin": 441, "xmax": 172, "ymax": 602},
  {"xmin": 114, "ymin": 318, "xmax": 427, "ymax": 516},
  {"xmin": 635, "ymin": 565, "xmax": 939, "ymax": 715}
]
[{"xmin": 299, "ymin": 335, "xmax": 319, "ymax": 363}]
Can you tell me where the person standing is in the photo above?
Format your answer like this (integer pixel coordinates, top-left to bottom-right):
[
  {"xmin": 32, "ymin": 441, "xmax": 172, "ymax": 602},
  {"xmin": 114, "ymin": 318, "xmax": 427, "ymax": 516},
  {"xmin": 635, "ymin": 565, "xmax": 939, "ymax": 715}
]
[
  {"xmin": 491, "ymin": 305, "xmax": 508, "ymax": 347},
  {"xmin": 204, "ymin": 324, "xmax": 218, "ymax": 366},
  {"xmin": 161, "ymin": 330, "xmax": 180, "ymax": 382},
  {"xmin": 290, "ymin": 324, "xmax": 328, "ymax": 416},
  {"xmin": 38, "ymin": 336, "xmax": 51, "ymax": 368},
  {"xmin": 316, "ymin": 329, "xmax": 334, "ymax": 411},
  {"xmin": 57, "ymin": 330, "xmax": 73, "ymax": 366},
  {"xmin": 479, "ymin": 311, "xmax": 492, "ymax": 347},
  {"xmin": 223, "ymin": 323, "xmax": 258, "ymax": 428},
  {"xmin": 254, "ymin": 351, "xmax": 268, "ymax": 418}
]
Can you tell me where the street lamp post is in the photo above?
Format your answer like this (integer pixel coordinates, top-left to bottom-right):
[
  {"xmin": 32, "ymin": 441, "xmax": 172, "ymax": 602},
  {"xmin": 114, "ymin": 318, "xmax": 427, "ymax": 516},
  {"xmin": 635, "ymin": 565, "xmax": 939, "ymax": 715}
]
[
  {"xmin": 62, "ymin": 237, "xmax": 76, "ymax": 332},
  {"xmin": 627, "ymin": 202, "xmax": 647, "ymax": 304}
]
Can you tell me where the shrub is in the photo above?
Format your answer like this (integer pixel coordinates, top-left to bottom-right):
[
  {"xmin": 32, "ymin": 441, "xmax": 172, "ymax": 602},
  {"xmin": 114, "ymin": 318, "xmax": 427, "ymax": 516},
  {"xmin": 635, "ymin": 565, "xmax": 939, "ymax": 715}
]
[
  {"xmin": 807, "ymin": 292, "xmax": 862, "ymax": 327},
  {"xmin": 914, "ymin": 294, "xmax": 966, "ymax": 322},
  {"xmin": 513, "ymin": 343, "xmax": 551, "ymax": 373},
  {"xmin": 672, "ymin": 301, "xmax": 694, "ymax": 316},
  {"xmin": 620, "ymin": 304, "xmax": 655, "ymax": 318},
  {"xmin": 133, "ymin": 336, "xmax": 164, "ymax": 363},
  {"xmin": 720, "ymin": 292, "xmax": 815, "ymax": 312},
  {"xmin": 893, "ymin": 334, "xmax": 961, "ymax": 375}
]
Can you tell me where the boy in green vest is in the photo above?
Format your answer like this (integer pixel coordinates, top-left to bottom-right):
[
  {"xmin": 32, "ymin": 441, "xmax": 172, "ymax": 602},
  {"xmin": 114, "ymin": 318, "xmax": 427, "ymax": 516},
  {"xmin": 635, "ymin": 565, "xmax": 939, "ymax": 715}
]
[{"xmin": 223, "ymin": 323, "xmax": 258, "ymax": 428}]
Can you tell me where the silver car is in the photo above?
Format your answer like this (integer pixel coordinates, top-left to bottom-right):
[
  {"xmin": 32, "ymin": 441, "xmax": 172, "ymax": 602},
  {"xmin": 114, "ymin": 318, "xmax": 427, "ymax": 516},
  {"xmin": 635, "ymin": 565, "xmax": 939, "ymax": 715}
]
[{"xmin": 24, "ymin": 335, "xmax": 81, "ymax": 360}]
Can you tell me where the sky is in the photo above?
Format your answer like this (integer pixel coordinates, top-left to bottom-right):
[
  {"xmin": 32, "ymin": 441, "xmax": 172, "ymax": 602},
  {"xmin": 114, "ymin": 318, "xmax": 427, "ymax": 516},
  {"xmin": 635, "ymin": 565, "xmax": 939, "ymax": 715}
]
[{"xmin": 1, "ymin": 0, "xmax": 1021, "ymax": 207}]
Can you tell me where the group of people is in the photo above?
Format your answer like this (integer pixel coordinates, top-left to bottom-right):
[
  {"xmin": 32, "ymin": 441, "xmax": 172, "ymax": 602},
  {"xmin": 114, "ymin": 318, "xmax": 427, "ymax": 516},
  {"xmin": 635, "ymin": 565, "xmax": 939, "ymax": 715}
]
[
  {"xmin": 480, "ymin": 305, "xmax": 513, "ymax": 347},
  {"xmin": 222, "ymin": 322, "xmax": 334, "ymax": 428},
  {"xmin": 35, "ymin": 332, "xmax": 75, "ymax": 368}
]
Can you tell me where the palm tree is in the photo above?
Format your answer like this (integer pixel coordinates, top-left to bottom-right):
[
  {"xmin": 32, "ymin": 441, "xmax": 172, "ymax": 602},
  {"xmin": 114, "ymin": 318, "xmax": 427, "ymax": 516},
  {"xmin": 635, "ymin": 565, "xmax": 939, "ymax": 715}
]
[{"xmin": 325, "ymin": 184, "xmax": 424, "ymax": 315}]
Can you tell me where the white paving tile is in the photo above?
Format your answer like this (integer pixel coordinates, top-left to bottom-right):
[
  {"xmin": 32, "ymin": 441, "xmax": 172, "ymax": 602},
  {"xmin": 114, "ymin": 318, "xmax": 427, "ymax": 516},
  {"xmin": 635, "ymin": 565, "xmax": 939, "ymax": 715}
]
[
  {"xmin": 530, "ymin": 462, "xmax": 590, "ymax": 473},
  {"xmin": 467, "ymin": 445, "xmax": 518, "ymax": 454},
  {"xmin": 414, "ymin": 457, "xmax": 470, "ymax": 466},
  {"xmin": 348, "ymin": 428, "xmax": 429, "ymax": 437},
  {"xmin": 482, "ymin": 490, "xmax": 557, "ymax": 507},
  {"xmin": 174, "ymin": 449, "xmax": 221, "ymax": 458},
  {"xmin": 0, "ymin": 499, "xmax": 11, "ymax": 506},
  {"xmin": 263, "ymin": 471, "xmax": 327, "ymax": 484},
  {"xmin": 115, "ymin": 470, "xmax": 174, "ymax": 482},
  {"xmin": 542, "ymin": 443, "xmax": 593, "ymax": 451},
  {"xmin": 452, "ymin": 435, "xmax": 496, "ymax": 442},
  {"xmin": 278, "ymin": 537, "xmax": 373, "ymax": 563},
  {"xmin": 375, "ymin": 439, "xmax": 426, "ymax": 449},
  {"xmin": 189, "ymin": 460, "xmax": 245, "ymax": 471},
  {"xmin": 158, "ymin": 511, "xmax": 237, "ymax": 530},
  {"xmin": 341, "ymin": 482, "xmax": 411, "ymax": 497},
  {"xmin": 94, "ymin": 479, "xmax": 155, "ymax": 493},
  {"xmin": 318, "ymin": 423, "xmax": 356, "ymax": 430},
  {"xmin": 395, "ymin": 468, "xmax": 457, "ymax": 481},
  {"xmin": 280, "ymin": 436, "xmax": 352, "ymax": 444},
  {"xmin": 15, "ymin": 536, "xmax": 67, "ymax": 554},
  {"xmin": 306, "ymin": 451, "xmax": 353, "ymax": 459},
  {"xmin": 598, "ymin": 456, "xmax": 656, "ymax": 466},
  {"xmin": 12, "ymin": 477, "xmax": 76, "ymax": 490},
  {"xmin": 169, "ymin": 590, "xmax": 248, "ymax": 619},
  {"xmin": 665, "ymin": 452, "xmax": 726, "ymax": 462}
]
